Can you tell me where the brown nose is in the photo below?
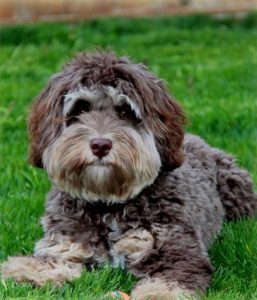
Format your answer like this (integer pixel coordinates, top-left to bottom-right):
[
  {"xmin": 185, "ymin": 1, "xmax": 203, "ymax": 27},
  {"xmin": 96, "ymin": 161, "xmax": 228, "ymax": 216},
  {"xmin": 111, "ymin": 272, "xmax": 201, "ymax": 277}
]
[{"xmin": 90, "ymin": 138, "xmax": 112, "ymax": 158}]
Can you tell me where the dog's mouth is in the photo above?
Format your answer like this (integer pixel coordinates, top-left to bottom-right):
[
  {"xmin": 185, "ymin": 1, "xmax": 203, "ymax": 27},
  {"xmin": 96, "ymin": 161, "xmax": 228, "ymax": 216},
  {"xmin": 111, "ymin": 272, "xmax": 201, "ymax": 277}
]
[
  {"xmin": 86, "ymin": 159, "xmax": 117, "ymax": 168},
  {"xmin": 92, "ymin": 160, "xmax": 112, "ymax": 166},
  {"xmin": 85, "ymin": 160, "xmax": 133, "ymax": 183}
]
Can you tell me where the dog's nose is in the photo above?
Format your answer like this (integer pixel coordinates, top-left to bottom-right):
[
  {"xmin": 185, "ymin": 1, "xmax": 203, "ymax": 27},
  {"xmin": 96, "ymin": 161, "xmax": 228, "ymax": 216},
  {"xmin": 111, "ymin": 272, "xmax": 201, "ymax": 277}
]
[{"xmin": 90, "ymin": 138, "xmax": 112, "ymax": 158}]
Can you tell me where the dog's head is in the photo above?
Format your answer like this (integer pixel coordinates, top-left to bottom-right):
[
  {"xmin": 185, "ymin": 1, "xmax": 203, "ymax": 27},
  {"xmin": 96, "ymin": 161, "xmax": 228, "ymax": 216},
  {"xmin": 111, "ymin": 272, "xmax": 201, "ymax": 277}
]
[{"xmin": 29, "ymin": 52, "xmax": 185, "ymax": 203}]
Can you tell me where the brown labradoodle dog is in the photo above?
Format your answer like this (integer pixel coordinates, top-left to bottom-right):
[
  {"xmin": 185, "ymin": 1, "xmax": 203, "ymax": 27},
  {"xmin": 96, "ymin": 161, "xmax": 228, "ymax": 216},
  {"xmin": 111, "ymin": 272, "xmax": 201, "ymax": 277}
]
[{"xmin": 1, "ymin": 51, "xmax": 257, "ymax": 299}]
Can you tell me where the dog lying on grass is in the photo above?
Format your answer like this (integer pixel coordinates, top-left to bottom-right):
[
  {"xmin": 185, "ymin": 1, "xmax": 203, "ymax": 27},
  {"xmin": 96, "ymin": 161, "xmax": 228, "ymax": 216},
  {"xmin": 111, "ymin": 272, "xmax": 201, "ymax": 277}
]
[{"xmin": 2, "ymin": 51, "xmax": 257, "ymax": 300}]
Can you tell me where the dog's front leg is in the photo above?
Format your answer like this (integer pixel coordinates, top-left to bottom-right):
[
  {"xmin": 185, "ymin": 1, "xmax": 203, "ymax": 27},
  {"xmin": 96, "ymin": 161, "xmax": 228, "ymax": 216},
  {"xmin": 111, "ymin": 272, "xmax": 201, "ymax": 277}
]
[
  {"xmin": 1, "ymin": 233, "xmax": 96, "ymax": 286},
  {"xmin": 122, "ymin": 225, "xmax": 212, "ymax": 300}
]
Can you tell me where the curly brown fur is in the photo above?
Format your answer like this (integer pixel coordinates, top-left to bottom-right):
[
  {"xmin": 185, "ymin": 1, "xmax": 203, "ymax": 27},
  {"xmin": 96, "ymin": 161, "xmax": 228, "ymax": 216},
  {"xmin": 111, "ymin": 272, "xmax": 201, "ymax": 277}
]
[{"xmin": 1, "ymin": 51, "xmax": 257, "ymax": 300}]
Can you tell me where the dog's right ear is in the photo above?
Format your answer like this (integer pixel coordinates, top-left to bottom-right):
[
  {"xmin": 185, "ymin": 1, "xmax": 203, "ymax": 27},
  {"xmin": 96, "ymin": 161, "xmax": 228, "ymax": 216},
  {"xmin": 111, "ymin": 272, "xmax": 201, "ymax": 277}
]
[{"xmin": 28, "ymin": 74, "xmax": 66, "ymax": 168}]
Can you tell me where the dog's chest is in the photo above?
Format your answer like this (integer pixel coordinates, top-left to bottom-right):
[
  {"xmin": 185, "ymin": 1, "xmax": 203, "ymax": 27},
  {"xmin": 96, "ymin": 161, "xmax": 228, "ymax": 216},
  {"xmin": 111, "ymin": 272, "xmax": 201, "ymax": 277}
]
[
  {"xmin": 92, "ymin": 202, "xmax": 155, "ymax": 268},
  {"xmin": 60, "ymin": 190, "xmax": 175, "ymax": 267}
]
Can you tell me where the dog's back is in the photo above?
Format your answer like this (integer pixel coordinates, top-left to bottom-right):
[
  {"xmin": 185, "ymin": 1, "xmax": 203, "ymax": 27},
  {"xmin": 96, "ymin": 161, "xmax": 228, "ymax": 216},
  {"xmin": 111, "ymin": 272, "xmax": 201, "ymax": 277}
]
[{"xmin": 183, "ymin": 134, "xmax": 257, "ymax": 221}]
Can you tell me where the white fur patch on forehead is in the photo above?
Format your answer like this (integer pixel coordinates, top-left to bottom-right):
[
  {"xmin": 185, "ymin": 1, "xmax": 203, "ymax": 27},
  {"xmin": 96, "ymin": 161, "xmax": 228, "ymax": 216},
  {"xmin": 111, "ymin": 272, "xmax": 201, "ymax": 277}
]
[
  {"xmin": 63, "ymin": 85, "xmax": 141, "ymax": 119},
  {"xmin": 105, "ymin": 86, "xmax": 142, "ymax": 119},
  {"xmin": 63, "ymin": 86, "xmax": 104, "ymax": 116},
  {"xmin": 64, "ymin": 85, "xmax": 104, "ymax": 103}
]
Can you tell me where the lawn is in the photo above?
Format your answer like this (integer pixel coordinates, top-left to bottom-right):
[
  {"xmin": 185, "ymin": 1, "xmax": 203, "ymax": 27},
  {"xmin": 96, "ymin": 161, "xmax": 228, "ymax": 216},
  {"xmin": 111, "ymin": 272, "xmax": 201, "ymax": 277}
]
[{"xmin": 0, "ymin": 14, "xmax": 257, "ymax": 299}]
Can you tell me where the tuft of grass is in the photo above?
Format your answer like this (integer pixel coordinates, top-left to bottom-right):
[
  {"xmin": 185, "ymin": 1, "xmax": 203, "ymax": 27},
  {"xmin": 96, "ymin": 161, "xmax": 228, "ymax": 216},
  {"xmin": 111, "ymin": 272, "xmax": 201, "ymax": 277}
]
[{"xmin": 0, "ymin": 13, "xmax": 257, "ymax": 299}]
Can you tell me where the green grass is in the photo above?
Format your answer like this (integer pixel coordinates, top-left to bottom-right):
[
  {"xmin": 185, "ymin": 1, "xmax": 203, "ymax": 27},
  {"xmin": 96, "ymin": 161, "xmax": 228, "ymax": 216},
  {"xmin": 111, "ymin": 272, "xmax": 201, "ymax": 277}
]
[{"xmin": 0, "ymin": 13, "xmax": 257, "ymax": 299}]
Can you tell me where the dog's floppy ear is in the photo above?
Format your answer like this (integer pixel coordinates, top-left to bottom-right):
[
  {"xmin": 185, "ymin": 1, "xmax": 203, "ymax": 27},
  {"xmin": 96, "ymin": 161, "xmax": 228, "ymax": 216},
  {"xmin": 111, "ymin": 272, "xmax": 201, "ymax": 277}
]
[
  {"xmin": 145, "ymin": 78, "xmax": 186, "ymax": 169},
  {"xmin": 112, "ymin": 60, "xmax": 186, "ymax": 169},
  {"xmin": 28, "ymin": 74, "xmax": 66, "ymax": 168}
]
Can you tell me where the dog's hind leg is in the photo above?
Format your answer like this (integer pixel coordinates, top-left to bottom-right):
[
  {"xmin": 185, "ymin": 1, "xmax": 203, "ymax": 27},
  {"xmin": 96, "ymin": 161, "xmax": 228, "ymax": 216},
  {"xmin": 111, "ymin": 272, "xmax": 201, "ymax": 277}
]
[
  {"xmin": 216, "ymin": 151, "xmax": 257, "ymax": 220},
  {"xmin": 1, "ymin": 233, "xmax": 94, "ymax": 286}
]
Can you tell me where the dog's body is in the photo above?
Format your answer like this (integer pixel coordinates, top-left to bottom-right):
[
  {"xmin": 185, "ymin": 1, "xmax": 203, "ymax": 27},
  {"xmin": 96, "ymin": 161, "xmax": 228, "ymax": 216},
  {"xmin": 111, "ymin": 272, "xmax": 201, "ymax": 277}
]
[{"xmin": 2, "ymin": 52, "xmax": 257, "ymax": 299}]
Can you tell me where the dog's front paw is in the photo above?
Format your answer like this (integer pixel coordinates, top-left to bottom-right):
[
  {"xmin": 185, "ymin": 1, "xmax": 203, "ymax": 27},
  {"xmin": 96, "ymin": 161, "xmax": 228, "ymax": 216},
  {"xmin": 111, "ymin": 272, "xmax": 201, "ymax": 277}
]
[
  {"xmin": 131, "ymin": 278, "xmax": 195, "ymax": 300},
  {"xmin": 111, "ymin": 228, "xmax": 154, "ymax": 266},
  {"xmin": 1, "ymin": 256, "xmax": 82, "ymax": 286}
]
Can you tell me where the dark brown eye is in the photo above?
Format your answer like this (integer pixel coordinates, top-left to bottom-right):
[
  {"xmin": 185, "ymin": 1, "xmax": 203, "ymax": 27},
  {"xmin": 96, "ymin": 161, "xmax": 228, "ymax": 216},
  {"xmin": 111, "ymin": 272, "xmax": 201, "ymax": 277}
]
[
  {"xmin": 115, "ymin": 104, "xmax": 142, "ymax": 126},
  {"xmin": 66, "ymin": 99, "xmax": 91, "ymax": 126}
]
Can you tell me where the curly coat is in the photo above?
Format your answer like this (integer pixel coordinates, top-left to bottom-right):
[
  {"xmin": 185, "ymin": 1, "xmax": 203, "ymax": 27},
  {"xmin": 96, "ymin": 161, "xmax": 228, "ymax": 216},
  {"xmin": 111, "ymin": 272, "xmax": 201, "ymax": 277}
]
[{"xmin": 1, "ymin": 52, "xmax": 257, "ymax": 300}]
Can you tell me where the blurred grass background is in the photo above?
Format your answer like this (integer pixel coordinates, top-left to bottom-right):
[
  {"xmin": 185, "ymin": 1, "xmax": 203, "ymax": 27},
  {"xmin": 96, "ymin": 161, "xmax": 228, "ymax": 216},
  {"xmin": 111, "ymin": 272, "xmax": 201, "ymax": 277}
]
[{"xmin": 0, "ymin": 14, "xmax": 257, "ymax": 299}]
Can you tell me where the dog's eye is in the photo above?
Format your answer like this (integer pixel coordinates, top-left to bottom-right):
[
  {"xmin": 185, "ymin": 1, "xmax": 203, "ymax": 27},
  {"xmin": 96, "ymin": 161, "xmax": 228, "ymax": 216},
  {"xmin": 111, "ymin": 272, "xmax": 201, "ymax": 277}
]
[
  {"xmin": 115, "ymin": 104, "xmax": 142, "ymax": 126},
  {"xmin": 66, "ymin": 99, "xmax": 91, "ymax": 126}
]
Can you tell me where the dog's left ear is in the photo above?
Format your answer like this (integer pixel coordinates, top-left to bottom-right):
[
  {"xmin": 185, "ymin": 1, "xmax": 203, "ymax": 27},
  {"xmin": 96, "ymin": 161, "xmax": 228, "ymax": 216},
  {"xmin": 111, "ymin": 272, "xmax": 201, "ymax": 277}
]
[{"xmin": 144, "ymin": 78, "xmax": 186, "ymax": 169}]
